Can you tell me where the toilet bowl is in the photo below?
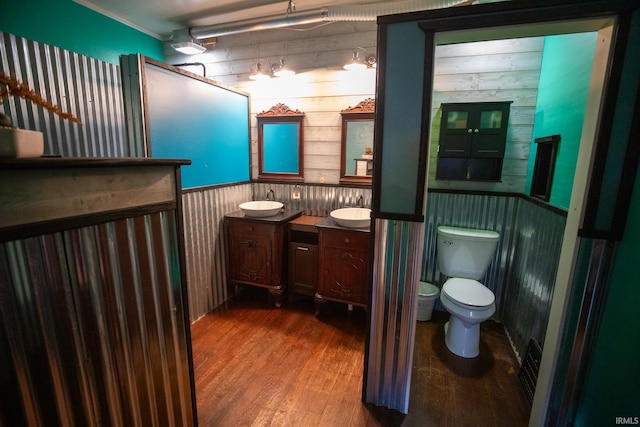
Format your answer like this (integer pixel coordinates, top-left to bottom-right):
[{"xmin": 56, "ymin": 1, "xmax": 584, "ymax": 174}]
[
  {"xmin": 437, "ymin": 226, "xmax": 500, "ymax": 358},
  {"xmin": 440, "ymin": 278, "xmax": 495, "ymax": 358}
]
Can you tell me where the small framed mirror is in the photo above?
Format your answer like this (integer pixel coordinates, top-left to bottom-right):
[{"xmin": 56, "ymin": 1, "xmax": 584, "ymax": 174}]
[
  {"xmin": 340, "ymin": 98, "xmax": 375, "ymax": 185},
  {"xmin": 257, "ymin": 103, "xmax": 305, "ymax": 182}
]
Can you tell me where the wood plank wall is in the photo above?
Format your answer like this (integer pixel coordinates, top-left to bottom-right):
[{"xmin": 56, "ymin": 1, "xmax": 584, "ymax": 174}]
[
  {"xmin": 164, "ymin": 26, "xmax": 543, "ymax": 190},
  {"xmin": 429, "ymin": 37, "xmax": 544, "ymax": 192},
  {"xmin": 164, "ymin": 22, "xmax": 377, "ymax": 185}
]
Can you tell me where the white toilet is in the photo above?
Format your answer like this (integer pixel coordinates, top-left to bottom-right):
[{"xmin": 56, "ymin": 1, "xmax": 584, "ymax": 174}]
[{"xmin": 437, "ymin": 225, "xmax": 500, "ymax": 358}]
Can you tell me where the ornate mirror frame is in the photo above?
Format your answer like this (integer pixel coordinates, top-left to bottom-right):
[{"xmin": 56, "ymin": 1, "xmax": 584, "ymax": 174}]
[
  {"xmin": 340, "ymin": 98, "xmax": 375, "ymax": 185},
  {"xmin": 257, "ymin": 103, "xmax": 305, "ymax": 182}
]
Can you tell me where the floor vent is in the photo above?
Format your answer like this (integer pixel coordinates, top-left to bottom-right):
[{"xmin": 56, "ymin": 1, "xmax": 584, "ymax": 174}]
[{"xmin": 518, "ymin": 338, "xmax": 542, "ymax": 405}]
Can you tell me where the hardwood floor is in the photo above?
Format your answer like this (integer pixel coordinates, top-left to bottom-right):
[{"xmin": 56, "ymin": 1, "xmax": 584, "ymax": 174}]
[{"xmin": 191, "ymin": 287, "xmax": 531, "ymax": 426}]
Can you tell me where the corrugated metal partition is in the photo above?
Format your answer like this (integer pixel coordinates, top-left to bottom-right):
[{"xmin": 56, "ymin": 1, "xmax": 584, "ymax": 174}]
[
  {"xmin": 421, "ymin": 191, "xmax": 518, "ymax": 312},
  {"xmin": 0, "ymin": 213, "xmax": 194, "ymax": 427},
  {"xmin": 0, "ymin": 32, "xmax": 127, "ymax": 157},
  {"xmin": 183, "ymin": 183, "xmax": 252, "ymax": 322},
  {"xmin": 252, "ymin": 182, "xmax": 372, "ymax": 217},
  {"xmin": 366, "ymin": 218, "xmax": 424, "ymax": 413},
  {"xmin": 502, "ymin": 198, "xmax": 566, "ymax": 360}
]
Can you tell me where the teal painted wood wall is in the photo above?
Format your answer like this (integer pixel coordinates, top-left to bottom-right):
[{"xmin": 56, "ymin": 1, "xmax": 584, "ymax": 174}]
[
  {"xmin": 0, "ymin": 0, "xmax": 163, "ymax": 64},
  {"xmin": 524, "ymin": 33, "xmax": 597, "ymax": 209}
]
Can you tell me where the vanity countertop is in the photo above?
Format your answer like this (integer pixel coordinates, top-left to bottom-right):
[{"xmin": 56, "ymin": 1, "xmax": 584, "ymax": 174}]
[
  {"xmin": 315, "ymin": 215, "xmax": 371, "ymax": 233},
  {"xmin": 289, "ymin": 215, "xmax": 322, "ymax": 233},
  {"xmin": 225, "ymin": 208, "xmax": 303, "ymax": 223}
]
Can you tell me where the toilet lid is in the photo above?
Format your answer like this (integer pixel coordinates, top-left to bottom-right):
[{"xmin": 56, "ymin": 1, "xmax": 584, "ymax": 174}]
[
  {"xmin": 443, "ymin": 278, "xmax": 494, "ymax": 307},
  {"xmin": 419, "ymin": 281, "xmax": 439, "ymax": 297}
]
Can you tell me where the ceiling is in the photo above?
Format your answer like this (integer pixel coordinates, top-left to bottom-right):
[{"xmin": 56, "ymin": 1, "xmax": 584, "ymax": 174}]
[{"xmin": 74, "ymin": 0, "xmax": 394, "ymax": 39}]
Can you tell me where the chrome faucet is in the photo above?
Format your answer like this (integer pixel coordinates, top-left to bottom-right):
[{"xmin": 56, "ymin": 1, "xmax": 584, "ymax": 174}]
[
  {"xmin": 266, "ymin": 189, "xmax": 275, "ymax": 201},
  {"xmin": 356, "ymin": 195, "xmax": 364, "ymax": 207}
]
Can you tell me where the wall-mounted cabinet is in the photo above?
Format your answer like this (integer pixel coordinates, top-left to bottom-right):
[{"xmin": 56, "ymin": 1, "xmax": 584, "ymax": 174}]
[{"xmin": 437, "ymin": 101, "xmax": 511, "ymax": 181}]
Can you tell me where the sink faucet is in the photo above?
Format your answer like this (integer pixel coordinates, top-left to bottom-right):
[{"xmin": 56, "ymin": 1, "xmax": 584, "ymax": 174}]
[
  {"xmin": 356, "ymin": 195, "xmax": 364, "ymax": 207},
  {"xmin": 266, "ymin": 189, "xmax": 275, "ymax": 201}
]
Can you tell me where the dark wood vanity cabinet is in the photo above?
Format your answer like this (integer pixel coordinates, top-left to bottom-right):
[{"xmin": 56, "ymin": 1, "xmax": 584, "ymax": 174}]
[
  {"xmin": 437, "ymin": 101, "xmax": 511, "ymax": 181},
  {"xmin": 226, "ymin": 210, "xmax": 301, "ymax": 307},
  {"xmin": 288, "ymin": 216, "xmax": 320, "ymax": 300},
  {"xmin": 315, "ymin": 223, "xmax": 372, "ymax": 314}
]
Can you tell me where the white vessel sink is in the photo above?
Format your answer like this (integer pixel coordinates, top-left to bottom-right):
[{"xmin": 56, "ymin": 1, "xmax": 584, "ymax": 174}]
[
  {"xmin": 239, "ymin": 200, "xmax": 283, "ymax": 217},
  {"xmin": 330, "ymin": 207, "xmax": 371, "ymax": 228}
]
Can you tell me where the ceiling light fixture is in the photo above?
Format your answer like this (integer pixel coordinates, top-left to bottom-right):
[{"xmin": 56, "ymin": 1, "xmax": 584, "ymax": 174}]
[
  {"xmin": 273, "ymin": 57, "xmax": 295, "ymax": 77},
  {"xmin": 171, "ymin": 41, "xmax": 207, "ymax": 55},
  {"xmin": 170, "ymin": 28, "xmax": 208, "ymax": 55}
]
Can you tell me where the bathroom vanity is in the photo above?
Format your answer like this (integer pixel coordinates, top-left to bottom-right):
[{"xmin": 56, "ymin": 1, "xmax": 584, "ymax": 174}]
[
  {"xmin": 225, "ymin": 208, "xmax": 302, "ymax": 307},
  {"xmin": 315, "ymin": 216, "xmax": 372, "ymax": 315}
]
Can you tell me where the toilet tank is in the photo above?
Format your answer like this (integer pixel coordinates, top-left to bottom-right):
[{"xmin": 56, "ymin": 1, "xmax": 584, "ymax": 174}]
[{"xmin": 437, "ymin": 226, "xmax": 500, "ymax": 280}]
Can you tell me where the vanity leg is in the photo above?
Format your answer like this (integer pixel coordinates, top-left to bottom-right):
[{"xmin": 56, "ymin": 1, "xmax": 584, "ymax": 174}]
[
  {"xmin": 268, "ymin": 287, "xmax": 283, "ymax": 308},
  {"xmin": 314, "ymin": 293, "xmax": 326, "ymax": 317}
]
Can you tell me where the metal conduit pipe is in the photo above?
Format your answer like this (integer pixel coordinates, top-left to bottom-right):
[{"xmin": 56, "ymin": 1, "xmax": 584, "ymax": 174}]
[
  {"xmin": 187, "ymin": 0, "xmax": 467, "ymax": 39},
  {"xmin": 190, "ymin": 8, "xmax": 328, "ymax": 39}
]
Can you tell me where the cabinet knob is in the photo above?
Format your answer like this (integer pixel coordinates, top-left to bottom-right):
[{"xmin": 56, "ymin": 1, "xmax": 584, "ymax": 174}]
[
  {"xmin": 474, "ymin": 128, "xmax": 479, "ymax": 133},
  {"xmin": 467, "ymin": 128, "xmax": 472, "ymax": 133},
  {"xmin": 344, "ymin": 238, "xmax": 350, "ymax": 244}
]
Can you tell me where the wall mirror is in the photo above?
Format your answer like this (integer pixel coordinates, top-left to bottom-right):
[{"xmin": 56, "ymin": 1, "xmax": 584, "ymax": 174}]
[
  {"xmin": 340, "ymin": 98, "xmax": 375, "ymax": 185},
  {"xmin": 257, "ymin": 103, "xmax": 305, "ymax": 182}
]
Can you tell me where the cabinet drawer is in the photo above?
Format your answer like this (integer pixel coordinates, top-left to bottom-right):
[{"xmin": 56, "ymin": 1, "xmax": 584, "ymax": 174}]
[
  {"xmin": 227, "ymin": 219, "xmax": 273, "ymax": 237},
  {"xmin": 320, "ymin": 229, "xmax": 370, "ymax": 250}
]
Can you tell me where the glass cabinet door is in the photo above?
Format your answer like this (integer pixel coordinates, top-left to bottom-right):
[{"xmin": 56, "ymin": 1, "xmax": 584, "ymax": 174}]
[{"xmin": 446, "ymin": 110, "xmax": 469, "ymax": 129}]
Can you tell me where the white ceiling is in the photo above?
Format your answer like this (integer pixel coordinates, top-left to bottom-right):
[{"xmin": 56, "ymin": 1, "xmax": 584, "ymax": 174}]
[{"xmin": 74, "ymin": 0, "xmax": 392, "ymax": 39}]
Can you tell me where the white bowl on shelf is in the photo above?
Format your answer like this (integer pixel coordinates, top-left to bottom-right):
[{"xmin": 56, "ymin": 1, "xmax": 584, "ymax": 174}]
[
  {"xmin": 239, "ymin": 200, "xmax": 283, "ymax": 217},
  {"xmin": 330, "ymin": 207, "xmax": 371, "ymax": 228}
]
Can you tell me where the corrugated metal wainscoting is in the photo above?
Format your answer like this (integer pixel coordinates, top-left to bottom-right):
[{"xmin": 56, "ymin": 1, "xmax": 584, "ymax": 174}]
[
  {"xmin": 502, "ymin": 198, "xmax": 567, "ymax": 360},
  {"xmin": 182, "ymin": 183, "xmax": 252, "ymax": 322},
  {"xmin": 0, "ymin": 32, "xmax": 127, "ymax": 157},
  {"xmin": 0, "ymin": 212, "xmax": 194, "ymax": 427},
  {"xmin": 366, "ymin": 218, "xmax": 424, "ymax": 413}
]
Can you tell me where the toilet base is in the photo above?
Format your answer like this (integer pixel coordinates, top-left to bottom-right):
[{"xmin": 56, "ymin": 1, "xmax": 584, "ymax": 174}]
[{"xmin": 444, "ymin": 316, "xmax": 480, "ymax": 358}]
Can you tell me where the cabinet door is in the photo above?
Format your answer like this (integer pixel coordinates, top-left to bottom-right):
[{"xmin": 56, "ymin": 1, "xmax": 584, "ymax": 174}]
[
  {"xmin": 320, "ymin": 246, "xmax": 368, "ymax": 305},
  {"xmin": 439, "ymin": 106, "xmax": 473, "ymax": 157},
  {"xmin": 289, "ymin": 242, "xmax": 318, "ymax": 296},
  {"xmin": 229, "ymin": 233, "xmax": 272, "ymax": 284},
  {"xmin": 227, "ymin": 220, "xmax": 277, "ymax": 285},
  {"xmin": 469, "ymin": 103, "xmax": 510, "ymax": 158}
]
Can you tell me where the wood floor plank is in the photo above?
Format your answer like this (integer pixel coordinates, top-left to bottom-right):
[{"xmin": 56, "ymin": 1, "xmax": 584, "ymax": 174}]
[{"xmin": 192, "ymin": 289, "xmax": 530, "ymax": 426}]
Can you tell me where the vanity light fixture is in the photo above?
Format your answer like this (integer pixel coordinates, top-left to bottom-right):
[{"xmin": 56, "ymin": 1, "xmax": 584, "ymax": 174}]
[
  {"xmin": 249, "ymin": 61, "xmax": 272, "ymax": 81},
  {"xmin": 344, "ymin": 51, "xmax": 367, "ymax": 71},
  {"xmin": 273, "ymin": 57, "xmax": 295, "ymax": 77},
  {"xmin": 344, "ymin": 47, "xmax": 377, "ymax": 71}
]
